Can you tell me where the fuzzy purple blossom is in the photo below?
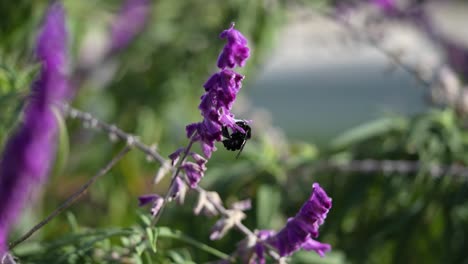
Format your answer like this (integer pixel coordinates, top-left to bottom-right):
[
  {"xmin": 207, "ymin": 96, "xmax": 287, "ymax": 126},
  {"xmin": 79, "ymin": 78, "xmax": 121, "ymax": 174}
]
[
  {"xmin": 217, "ymin": 23, "xmax": 250, "ymax": 69},
  {"xmin": 110, "ymin": 0, "xmax": 150, "ymax": 52},
  {"xmin": 0, "ymin": 2, "xmax": 69, "ymax": 254},
  {"xmin": 268, "ymin": 183, "xmax": 332, "ymax": 257}
]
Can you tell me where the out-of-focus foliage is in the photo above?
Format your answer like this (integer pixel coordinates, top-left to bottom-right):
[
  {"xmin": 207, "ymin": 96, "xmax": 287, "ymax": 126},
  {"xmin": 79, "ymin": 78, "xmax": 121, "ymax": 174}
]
[{"xmin": 3, "ymin": 0, "xmax": 468, "ymax": 263}]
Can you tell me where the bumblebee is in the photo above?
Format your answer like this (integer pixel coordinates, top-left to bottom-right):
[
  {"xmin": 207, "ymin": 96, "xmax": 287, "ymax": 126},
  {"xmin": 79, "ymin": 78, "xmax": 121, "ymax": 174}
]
[{"xmin": 222, "ymin": 121, "xmax": 251, "ymax": 158}]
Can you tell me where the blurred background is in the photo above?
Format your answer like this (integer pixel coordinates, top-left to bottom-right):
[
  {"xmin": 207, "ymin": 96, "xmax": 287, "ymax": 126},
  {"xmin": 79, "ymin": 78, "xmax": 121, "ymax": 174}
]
[{"xmin": 2, "ymin": 0, "xmax": 468, "ymax": 263}]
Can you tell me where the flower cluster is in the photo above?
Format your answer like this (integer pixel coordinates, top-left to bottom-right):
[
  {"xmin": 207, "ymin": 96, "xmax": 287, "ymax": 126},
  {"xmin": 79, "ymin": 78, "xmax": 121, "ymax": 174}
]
[
  {"xmin": 139, "ymin": 24, "xmax": 250, "ymax": 217},
  {"xmin": 181, "ymin": 24, "xmax": 250, "ymax": 187},
  {"xmin": 0, "ymin": 3, "xmax": 69, "ymax": 254},
  {"xmin": 248, "ymin": 183, "xmax": 332, "ymax": 263}
]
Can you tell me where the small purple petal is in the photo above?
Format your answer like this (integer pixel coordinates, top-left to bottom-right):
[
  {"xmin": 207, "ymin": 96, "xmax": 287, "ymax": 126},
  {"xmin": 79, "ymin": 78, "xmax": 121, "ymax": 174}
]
[{"xmin": 301, "ymin": 237, "xmax": 332, "ymax": 258}]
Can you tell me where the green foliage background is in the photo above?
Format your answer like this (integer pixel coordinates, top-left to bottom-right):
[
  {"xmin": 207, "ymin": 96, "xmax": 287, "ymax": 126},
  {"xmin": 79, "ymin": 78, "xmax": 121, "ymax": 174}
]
[{"xmin": 1, "ymin": 1, "xmax": 467, "ymax": 263}]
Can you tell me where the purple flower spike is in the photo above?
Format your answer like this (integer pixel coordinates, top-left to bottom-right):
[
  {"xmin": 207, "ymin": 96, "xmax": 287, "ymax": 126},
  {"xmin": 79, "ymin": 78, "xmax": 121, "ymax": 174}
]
[
  {"xmin": 34, "ymin": 2, "xmax": 70, "ymax": 104},
  {"xmin": 266, "ymin": 183, "xmax": 332, "ymax": 258},
  {"xmin": 174, "ymin": 23, "xmax": 250, "ymax": 188},
  {"xmin": 217, "ymin": 23, "xmax": 250, "ymax": 69},
  {"xmin": 0, "ymin": 2, "xmax": 69, "ymax": 254},
  {"xmin": 110, "ymin": 0, "xmax": 150, "ymax": 52}
]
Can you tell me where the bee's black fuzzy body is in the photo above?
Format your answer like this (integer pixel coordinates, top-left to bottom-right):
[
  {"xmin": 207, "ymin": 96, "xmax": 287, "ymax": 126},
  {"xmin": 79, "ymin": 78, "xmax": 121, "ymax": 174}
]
[{"xmin": 222, "ymin": 121, "xmax": 251, "ymax": 157}]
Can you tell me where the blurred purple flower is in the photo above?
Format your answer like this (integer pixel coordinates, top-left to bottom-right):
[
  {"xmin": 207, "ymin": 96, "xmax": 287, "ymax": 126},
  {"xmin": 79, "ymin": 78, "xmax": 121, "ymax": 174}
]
[
  {"xmin": 110, "ymin": 0, "xmax": 150, "ymax": 52},
  {"xmin": 250, "ymin": 230, "xmax": 275, "ymax": 264},
  {"xmin": 371, "ymin": 0, "xmax": 396, "ymax": 11},
  {"xmin": 267, "ymin": 183, "xmax": 332, "ymax": 257},
  {"xmin": 0, "ymin": 2, "xmax": 69, "ymax": 254}
]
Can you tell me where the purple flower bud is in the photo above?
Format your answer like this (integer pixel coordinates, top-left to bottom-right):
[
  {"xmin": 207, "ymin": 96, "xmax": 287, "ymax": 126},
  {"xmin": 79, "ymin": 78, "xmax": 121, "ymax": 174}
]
[
  {"xmin": 181, "ymin": 162, "xmax": 206, "ymax": 188},
  {"xmin": 231, "ymin": 199, "xmax": 252, "ymax": 211},
  {"xmin": 0, "ymin": 2, "xmax": 69, "ymax": 254},
  {"xmin": 150, "ymin": 196, "xmax": 164, "ymax": 217},
  {"xmin": 217, "ymin": 23, "xmax": 250, "ymax": 69},
  {"xmin": 110, "ymin": 0, "xmax": 150, "ymax": 52},
  {"xmin": 168, "ymin": 177, "xmax": 187, "ymax": 204},
  {"xmin": 168, "ymin": 147, "xmax": 185, "ymax": 166},
  {"xmin": 190, "ymin": 152, "xmax": 207, "ymax": 166},
  {"xmin": 138, "ymin": 194, "xmax": 159, "ymax": 206}
]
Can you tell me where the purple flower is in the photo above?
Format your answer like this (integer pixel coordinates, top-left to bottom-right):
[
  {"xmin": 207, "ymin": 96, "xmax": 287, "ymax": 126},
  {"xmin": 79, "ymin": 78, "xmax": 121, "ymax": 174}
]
[
  {"xmin": 0, "ymin": 2, "xmax": 69, "ymax": 254},
  {"xmin": 267, "ymin": 183, "xmax": 332, "ymax": 257},
  {"xmin": 217, "ymin": 23, "xmax": 250, "ymax": 69},
  {"xmin": 110, "ymin": 0, "xmax": 150, "ymax": 52}
]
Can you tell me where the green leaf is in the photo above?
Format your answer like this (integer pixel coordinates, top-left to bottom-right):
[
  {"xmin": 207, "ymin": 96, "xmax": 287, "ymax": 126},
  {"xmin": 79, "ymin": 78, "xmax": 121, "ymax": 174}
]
[
  {"xmin": 257, "ymin": 184, "xmax": 282, "ymax": 229},
  {"xmin": 157, "ymin": 227, "xmax": 229, "ymax": 260},
  {"xmin": 146, "ymin": 227, "xmax": 158, "ymax": 253},
  {"xmin": 330, "ymin": 117, "xmax": 407, "ymax": 150},
  {"xmin": 291, "ymin": 250, "xmax": 347, "ymax": 264}
]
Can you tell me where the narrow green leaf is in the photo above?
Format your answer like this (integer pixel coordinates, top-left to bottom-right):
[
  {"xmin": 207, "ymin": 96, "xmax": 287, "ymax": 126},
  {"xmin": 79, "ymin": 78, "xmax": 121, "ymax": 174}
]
[
  {"xmin": 156, "ymin": 227, "xmax": 229, "ymax": 260},
  {"xmin": 257, "ymin": 185, "xmax": 281, "ymax": 229},
  {"xmin": 331, "ymin": 117, "xmax": 407, "ymax": 150}
]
